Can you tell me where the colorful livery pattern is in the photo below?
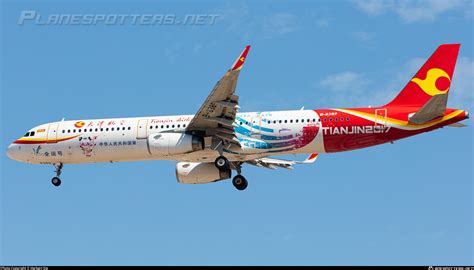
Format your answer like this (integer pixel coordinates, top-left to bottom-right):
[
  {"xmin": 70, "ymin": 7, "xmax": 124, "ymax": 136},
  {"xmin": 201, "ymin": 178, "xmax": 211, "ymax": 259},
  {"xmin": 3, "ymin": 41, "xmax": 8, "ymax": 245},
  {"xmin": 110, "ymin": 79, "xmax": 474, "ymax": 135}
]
[{"xmin": 6, "ymin": 44, "xmax": 469, "ymax": 190}]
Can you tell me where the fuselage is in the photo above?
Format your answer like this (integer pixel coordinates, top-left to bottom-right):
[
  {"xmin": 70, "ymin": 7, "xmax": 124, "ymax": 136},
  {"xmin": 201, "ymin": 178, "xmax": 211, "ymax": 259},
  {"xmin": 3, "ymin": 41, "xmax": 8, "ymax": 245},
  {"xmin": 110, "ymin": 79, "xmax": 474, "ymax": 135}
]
[{"xmin": 7, "ymin": 107, "xmax": 469, "ymax": 165}]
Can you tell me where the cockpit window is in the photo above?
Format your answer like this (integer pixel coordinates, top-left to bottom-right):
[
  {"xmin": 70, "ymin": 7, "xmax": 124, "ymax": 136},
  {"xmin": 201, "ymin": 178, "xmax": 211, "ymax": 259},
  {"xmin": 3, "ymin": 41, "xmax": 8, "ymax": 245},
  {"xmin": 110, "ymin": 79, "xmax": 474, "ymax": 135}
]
[
  {"xmin": 30, "ymin": 131, "xmax": 35, "ymax": 136},
  {"xmin": 24, "ymin": 132, "xmax": 30, "ymax": 137}
]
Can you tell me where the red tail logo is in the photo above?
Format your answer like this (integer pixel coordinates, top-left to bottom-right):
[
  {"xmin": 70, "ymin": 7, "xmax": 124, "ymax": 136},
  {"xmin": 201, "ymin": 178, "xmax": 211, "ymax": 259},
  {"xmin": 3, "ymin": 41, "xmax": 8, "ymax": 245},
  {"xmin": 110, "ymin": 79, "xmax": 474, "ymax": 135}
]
[{"xmin": 385, "ymin": 44, "xmax": 460, "ymax": 108}]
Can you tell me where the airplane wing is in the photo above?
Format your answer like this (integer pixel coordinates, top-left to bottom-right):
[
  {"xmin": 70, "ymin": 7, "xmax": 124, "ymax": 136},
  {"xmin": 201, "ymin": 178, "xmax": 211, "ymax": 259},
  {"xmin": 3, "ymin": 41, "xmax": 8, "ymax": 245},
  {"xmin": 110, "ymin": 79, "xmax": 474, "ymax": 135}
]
[
  {"xmin": 185, "ymin": 46, "xmax": 251, "ymax": 147},
  {"xmin": 245, "ymin": 153, "xmax": 319, "ymax": 170}
]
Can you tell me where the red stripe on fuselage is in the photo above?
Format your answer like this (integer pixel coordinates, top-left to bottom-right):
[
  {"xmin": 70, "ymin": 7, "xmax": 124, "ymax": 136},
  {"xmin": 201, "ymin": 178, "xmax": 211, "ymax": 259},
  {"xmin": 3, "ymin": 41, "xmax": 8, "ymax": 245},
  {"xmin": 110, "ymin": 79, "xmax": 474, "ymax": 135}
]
[{"xmin": 13, "ymin": 134, "xmax": 80, "ymax": 145}]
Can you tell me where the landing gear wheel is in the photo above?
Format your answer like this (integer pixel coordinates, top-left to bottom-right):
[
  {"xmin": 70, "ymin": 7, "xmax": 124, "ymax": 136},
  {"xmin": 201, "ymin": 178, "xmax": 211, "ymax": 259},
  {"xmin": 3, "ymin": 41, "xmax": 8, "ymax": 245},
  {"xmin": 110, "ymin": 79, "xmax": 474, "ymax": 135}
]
[
  {"xmin": 215, "ymin": 156, "xmax": 230, "ymax": 172},
  {"xmin": 52, "ymin": 177, "xmax": 61, "ymax": 187},
  {"xmin": 51, "ymin": 163, "xmax": 64, "ymax": 187},
  {"xmin": 232, "ymin": 175, "xmax": 248, "ymax": 191}
]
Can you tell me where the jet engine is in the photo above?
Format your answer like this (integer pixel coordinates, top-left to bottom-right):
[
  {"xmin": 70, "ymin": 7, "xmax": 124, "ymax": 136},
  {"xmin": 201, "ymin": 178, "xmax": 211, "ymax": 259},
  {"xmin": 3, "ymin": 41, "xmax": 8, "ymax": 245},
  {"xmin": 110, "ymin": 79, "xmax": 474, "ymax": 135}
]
[
  {"xmin": 148, "ymin": 133, "xmax": 203, "ymax": 156},
  {"xmin": 176, "ymin": 162, "xmax": 231, "ymax": 184}
]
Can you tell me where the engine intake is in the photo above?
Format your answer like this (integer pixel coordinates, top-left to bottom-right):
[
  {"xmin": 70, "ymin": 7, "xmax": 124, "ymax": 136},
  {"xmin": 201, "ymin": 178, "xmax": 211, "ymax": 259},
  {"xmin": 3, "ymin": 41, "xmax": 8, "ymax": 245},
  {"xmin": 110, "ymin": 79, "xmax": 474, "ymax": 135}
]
[
  {"xmin": 148, "ymin": 133, "xmax": 203, "ymax": 156},
  {"xmin": 176, "ymin": 162, "xmax": 231, "ymax": 184}
]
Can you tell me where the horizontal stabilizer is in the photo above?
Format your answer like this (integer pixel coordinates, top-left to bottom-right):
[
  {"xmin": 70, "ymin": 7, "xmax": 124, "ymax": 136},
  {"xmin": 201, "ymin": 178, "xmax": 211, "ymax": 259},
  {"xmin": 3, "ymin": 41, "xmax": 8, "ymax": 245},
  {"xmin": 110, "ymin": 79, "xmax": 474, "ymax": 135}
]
[
  {"xmin": 245, "ymin": 153, "xmax": 319, "ymax": 170},
  {"xmin": 448, "ymin": 122, "xmax": 467, "ymax": 127},
  {"xmin": 295, "ymin": 153, "xmax": 319, "ymax": 164},
  {"xmin": 408, "ymin": 94, "xmax": 448, "ymax": 124}
]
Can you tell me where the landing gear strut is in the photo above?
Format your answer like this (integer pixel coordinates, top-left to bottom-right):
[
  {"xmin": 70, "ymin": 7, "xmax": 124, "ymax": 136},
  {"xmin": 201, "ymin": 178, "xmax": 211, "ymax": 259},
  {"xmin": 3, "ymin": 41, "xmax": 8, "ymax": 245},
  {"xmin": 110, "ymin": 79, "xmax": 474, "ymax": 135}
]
[
  {"xmin": 51, "ymin": 163, "xmax": 63, "ymax": 187},
  {"xmin": 213, "ymin": 142, "xmax": 248, "ymax": 191}
]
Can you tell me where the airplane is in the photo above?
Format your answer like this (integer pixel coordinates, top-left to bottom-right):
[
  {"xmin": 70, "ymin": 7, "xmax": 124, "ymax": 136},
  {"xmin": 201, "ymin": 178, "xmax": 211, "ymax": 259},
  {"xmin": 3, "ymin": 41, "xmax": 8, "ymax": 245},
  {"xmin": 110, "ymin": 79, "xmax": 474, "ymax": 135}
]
[{"xmin": 6, "ymin": 44, "xmax": 469, "ymax": 191}]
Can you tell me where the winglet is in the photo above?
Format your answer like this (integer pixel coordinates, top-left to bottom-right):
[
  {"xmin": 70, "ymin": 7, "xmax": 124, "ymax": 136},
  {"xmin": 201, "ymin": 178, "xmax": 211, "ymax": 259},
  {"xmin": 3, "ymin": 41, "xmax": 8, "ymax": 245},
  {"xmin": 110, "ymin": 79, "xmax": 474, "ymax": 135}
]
[{"xmin": 230, "ymin": 45, "xmax": 251, "ymax": 71}]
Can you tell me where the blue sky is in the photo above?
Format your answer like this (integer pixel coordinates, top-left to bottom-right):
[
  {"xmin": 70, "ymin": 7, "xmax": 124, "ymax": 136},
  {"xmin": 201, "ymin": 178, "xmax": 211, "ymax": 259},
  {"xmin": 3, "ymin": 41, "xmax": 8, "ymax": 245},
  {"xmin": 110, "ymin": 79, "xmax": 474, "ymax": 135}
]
[{"xmin": 1, "ymin": 0, "xmax": 473, "ymax": 266}]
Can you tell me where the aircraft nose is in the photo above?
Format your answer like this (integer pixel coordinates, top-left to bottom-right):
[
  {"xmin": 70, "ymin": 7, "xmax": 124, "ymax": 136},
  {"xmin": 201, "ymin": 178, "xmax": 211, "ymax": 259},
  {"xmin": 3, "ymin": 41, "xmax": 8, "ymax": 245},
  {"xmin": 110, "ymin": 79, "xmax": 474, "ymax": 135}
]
[{"xmin": 6, "ymin": 143, "xmax": 18, "ymax": 160}]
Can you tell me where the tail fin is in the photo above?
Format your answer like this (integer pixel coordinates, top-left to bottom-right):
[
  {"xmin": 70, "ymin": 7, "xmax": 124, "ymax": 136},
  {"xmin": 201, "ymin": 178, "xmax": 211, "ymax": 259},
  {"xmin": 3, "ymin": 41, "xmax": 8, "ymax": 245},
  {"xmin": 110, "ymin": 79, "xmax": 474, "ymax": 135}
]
[{"xmin": 385, "ymin": 44, "xmax": 460, "ymax": 108}]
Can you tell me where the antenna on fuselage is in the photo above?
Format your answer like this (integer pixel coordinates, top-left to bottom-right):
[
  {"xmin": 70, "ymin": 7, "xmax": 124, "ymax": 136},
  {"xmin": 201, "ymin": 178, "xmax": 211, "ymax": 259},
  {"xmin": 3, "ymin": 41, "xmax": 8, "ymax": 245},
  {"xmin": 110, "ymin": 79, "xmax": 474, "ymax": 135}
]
[
  {"xmin": 61, "ymin": 117, "xmax": 65, "ymax": 122},
  {"xmin": 300, "ymin": 106, "xmax": 305, "ymax": 110}
]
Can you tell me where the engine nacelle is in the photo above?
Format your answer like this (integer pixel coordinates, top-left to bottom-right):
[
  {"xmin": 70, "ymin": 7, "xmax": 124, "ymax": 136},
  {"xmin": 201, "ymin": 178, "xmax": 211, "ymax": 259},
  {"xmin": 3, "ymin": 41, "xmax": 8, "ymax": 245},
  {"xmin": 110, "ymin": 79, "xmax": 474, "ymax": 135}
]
[
  {"xmin": 148, "ymin": 133, "xmax": 203, "ymax": 156},
  {"xmin": 176, "ymin": 162, "xmax": 231, "ymax": 184}
]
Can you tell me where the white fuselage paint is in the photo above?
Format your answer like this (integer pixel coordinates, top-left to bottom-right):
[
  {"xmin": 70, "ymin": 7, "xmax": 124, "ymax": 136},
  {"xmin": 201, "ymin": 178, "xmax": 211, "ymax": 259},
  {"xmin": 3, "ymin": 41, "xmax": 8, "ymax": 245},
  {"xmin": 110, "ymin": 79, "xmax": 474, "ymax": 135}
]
[{"xmin": 8, "ymin": 110, "xmax": 325, "ymax": 164}]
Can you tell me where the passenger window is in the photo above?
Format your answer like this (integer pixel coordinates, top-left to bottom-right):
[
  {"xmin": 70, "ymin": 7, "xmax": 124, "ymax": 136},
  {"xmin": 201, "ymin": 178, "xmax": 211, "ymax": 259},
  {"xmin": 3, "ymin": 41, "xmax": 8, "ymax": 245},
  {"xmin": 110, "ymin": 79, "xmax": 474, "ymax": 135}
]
[
  {"xmin": 324, "ymin": 118, "xmax": 327, "ymax": 122},
  {"xmin": 172, "ymin": 125, "xmax": 175, "ymax": 128},
  {"xmin": 284, "ymin": 120, "xmax": 287, "ymax": 123},
  {"xmin": 95, "ymin": 128, "xmax": 98, "ymax": 132},
  {"xmin": 161, "ymin": 125, "xmax": 164, "ymax": 129},
  {"xmin": 178, "ymin": 124, "xmax": 181, "ymax": 128},
  {"xmin": 155, "ymin": 125, "xmax": 158, "ymax": 129},
  {"xmin": 329, "ymin": 118, "xmax": 333, "ymax": 122},
  {"xmin": 128, "ymin": 127, "xmax": 131, "ymax": 130},
  {"xmin": 78, "ymin": 129, "xmax": 81, "ymax": 132},
  {"xmin": 290, "ymin": 120, "xmax": 293, "ymax": 123},
  {"xmin": 240, "ymin": 122, "xmax": 242, "ymax": 125},
  {"xmin": 296, "ymin": 120, "xmax": 299, "ymax": 123},
  {"xmin": 346, "ymin": 117, "xmax": 350, "ymax": 121},
  {"xmin": 122, "ymin": 127, "xmax": 126, "ymax": 130},
  {"xmin": 106, "ymin": 128, "xmax": 109, "ymax": 131},
  {"xmin": 62, "ymin": 130, "xmax": 65, "ymax": 133},
  {"xmin": 312, "ymin": 119, "xmax": 316, "ymax": 122},
  {"xmin": 111, "ymin": 127, "xmax": 114, "ymax": 131},
  {"xmin": 335, "ymin": 118, "xmax": 338, "ymax": 122},
  {"xmin": 279, "ymin": 120, "xmax": 282, "ymax": 124},
  {"xmin": 183, "ymin": 124, "xmax": 186, "ymax": 127},
  {"xmin": 68, "ymin": 130, "xmax": 71, "ymax": 133},
  {"xmin": 150, "ymin": 126, "xmax": 153, "ymax": 129},
  {"xmin": 100, "ymin": 128, "xmax": 103, "ymax": 131},
  {"xmin": 340, "ymin": 117, "xmax": 344, "ymax": 121},
  {"xmin": 73, "ymin": 129, "xmax": 76, "ymax": 133},
  {"xmin": 166, "ymin": 125, "xmax": 169, "ymax": 128}
]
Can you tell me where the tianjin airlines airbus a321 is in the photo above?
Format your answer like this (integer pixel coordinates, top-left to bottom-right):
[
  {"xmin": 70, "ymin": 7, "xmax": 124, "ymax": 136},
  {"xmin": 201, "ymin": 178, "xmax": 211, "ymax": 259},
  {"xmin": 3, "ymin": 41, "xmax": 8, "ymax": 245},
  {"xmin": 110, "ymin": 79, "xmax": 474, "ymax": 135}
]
[{"xmin": 6, "ymin": 44, "xmax": 469, "ymax": 190}]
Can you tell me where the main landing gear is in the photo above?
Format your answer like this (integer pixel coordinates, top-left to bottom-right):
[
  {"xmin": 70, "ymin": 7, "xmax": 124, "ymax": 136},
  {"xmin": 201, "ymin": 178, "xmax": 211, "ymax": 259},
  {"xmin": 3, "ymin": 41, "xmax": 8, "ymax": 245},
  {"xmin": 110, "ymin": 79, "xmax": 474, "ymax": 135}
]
[
  {"xmin": 214, "ymin": 155, "xmax": 248, "ymax": 191},
  {"xmin": 232, "ymin": 174, "xmax": 248, "ymax": 191},
  {"xmin": 214, "ymin": 155, "xmax": 230, "ymax": 172},
  {"xmin": 51, "ymin": 163, "xmax": 63, "ymax": 187}
]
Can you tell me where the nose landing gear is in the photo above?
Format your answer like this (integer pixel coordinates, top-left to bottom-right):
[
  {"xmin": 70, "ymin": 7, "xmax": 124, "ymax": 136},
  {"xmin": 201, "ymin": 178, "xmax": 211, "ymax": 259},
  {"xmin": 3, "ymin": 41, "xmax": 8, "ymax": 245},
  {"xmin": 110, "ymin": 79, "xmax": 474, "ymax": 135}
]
[
  {"xmin": 52, "ymin": 177, "xmax": 61, "ymax": 187},
  {"xmin": 51, "ymin": 163, "xmax": 63, "ymax": 187}
]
